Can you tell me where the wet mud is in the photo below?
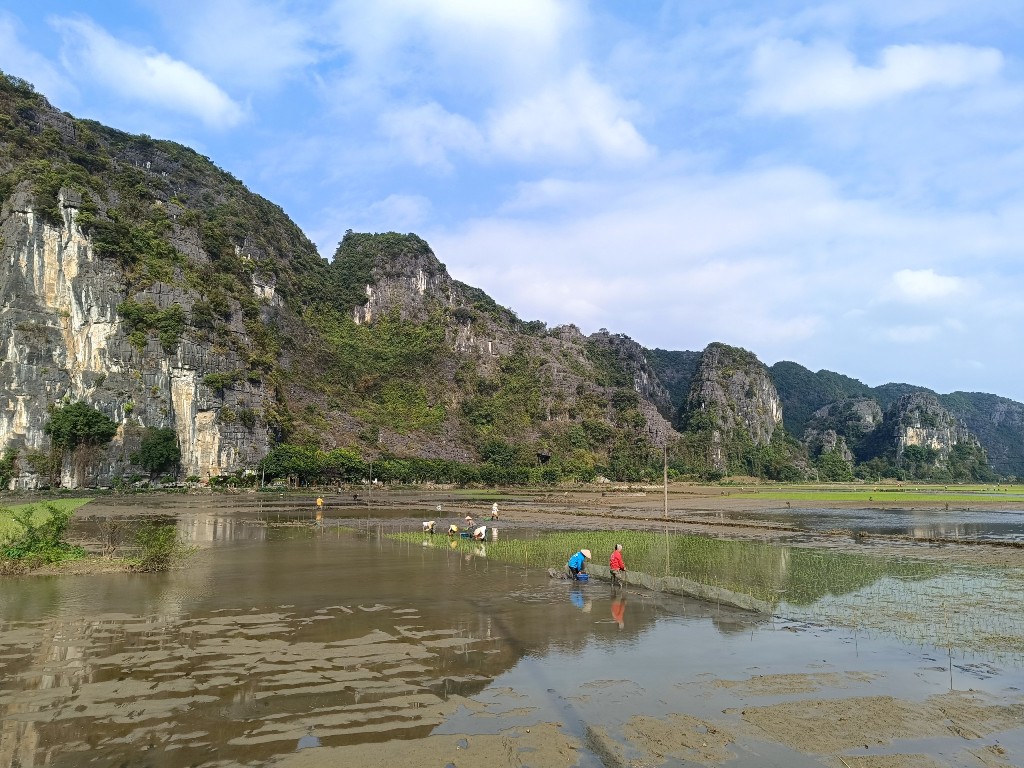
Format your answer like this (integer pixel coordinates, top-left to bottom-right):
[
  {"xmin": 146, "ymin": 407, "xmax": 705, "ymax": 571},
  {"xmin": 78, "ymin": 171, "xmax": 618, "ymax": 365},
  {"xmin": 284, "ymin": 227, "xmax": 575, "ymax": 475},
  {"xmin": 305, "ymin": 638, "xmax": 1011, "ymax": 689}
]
[{"xmin": 2, "ymin": 494, "xmax": 1024, "ymax": 767}]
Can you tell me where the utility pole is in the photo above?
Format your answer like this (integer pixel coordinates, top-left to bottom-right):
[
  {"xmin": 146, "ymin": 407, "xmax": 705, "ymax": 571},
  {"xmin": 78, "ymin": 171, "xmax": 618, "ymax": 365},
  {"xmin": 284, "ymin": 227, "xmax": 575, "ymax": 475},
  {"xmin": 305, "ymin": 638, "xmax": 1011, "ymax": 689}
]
[
  {"xmin": 663, "ymin": 437, "xmax": 670, "ymax": 576},
  {"xmin": 663, "ymin": 443, "xmax": 668, "ymax": 519}
]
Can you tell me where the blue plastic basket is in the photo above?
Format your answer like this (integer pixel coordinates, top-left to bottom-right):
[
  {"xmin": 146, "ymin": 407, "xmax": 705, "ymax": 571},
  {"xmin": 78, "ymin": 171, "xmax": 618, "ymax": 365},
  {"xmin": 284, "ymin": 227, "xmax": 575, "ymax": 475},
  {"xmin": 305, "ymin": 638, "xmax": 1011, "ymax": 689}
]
[{"xmin": 577, "ymin": 573, "xmax": 589, "ymax": 582}]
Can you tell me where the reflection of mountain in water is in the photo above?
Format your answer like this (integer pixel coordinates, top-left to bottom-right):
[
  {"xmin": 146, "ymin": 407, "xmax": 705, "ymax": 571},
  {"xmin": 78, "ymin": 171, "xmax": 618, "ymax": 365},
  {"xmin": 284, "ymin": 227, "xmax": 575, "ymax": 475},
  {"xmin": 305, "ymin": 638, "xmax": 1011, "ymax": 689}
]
[{"xmin": 0, "ymin": 531, "xmax": 764, "ymax": 768}]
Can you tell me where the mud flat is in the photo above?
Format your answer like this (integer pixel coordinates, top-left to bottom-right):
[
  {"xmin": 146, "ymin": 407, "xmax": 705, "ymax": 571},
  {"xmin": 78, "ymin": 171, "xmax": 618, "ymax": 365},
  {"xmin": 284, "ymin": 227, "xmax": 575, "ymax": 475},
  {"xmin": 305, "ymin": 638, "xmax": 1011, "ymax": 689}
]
[{"xmin": 2, "ymin": 492, "xmax": 1024, "ymax": 767}]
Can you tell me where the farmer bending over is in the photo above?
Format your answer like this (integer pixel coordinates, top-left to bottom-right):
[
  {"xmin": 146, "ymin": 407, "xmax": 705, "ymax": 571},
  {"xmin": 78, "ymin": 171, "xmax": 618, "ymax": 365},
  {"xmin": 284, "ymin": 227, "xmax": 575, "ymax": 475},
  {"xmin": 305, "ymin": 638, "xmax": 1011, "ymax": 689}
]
[{"xmin": 566, "ymin": 549, "xmax": 591, "ymax": 580}]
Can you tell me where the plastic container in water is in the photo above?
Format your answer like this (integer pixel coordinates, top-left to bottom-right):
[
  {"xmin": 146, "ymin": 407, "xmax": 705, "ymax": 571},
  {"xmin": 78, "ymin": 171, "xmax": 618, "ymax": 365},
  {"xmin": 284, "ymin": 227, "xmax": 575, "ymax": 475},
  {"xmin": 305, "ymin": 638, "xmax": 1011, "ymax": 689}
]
[{"xmin": 577, "ymin": 573, "xmax": 589, "ymax": 582}]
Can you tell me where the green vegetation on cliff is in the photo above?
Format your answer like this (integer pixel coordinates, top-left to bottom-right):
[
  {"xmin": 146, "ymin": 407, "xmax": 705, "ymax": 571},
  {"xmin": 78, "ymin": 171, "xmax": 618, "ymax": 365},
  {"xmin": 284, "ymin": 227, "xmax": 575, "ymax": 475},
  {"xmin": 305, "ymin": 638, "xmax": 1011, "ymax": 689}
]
[{"xmin": 2, "ymin": 70, "xmax": 1016, "ymax": 487}]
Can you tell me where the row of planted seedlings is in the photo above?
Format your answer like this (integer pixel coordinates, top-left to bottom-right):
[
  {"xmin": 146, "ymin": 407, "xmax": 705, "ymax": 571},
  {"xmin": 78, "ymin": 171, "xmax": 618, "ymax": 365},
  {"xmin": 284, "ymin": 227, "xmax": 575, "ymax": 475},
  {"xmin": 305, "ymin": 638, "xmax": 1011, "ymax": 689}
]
[
  {"xmin": 383, "ymin": 525, "xmax": 1024, "ymax": 662},
  {"xmin": 386, "ymin": 528, "xmax": 935, "ymax": 605}
]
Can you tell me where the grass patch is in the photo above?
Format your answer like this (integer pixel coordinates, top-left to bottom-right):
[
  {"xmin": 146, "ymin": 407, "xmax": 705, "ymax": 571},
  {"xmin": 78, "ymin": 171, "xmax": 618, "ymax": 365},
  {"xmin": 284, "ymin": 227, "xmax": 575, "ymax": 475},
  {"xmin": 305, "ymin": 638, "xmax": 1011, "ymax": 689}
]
[
  {"xmin": 731, "ymin": 484, "xmax": 1024, "ymax": 503},
  {"xmin": 0, "ymin": 498, "xmax": 92, "ymax": 540},
  {"xmin": 0, "ymin": 499, "xmax": 94, "ymax": 570}
]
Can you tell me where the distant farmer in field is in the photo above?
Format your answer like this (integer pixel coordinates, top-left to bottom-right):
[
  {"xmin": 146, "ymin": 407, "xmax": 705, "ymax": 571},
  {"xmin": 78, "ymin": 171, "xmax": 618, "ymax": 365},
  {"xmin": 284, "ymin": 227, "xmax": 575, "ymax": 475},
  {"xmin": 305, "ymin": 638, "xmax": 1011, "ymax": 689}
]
[
  {"xmin": 464, "ymin": 515, "xmax": 475, "ymax": 528},
  {"xmin": 472, "ymin": 524, "xmax": 488, "ymax": 540},
  {"xmin": 422, "ymin": 520, "xmax": 436, "ymax": 534},
  {"xmin": 491, "ymin": 502, "xmax": 499, "ymax": 520},
  {"xmin": 566, "ymin": 549, "xmax": 591, "ymax": 580},
  {"xmin": 447, "ymin": 523, "xmax": 459, "ymax": 536},
  {"xmin": 610, "ymin": 543, "xmax": 626, "ymax": 588}
]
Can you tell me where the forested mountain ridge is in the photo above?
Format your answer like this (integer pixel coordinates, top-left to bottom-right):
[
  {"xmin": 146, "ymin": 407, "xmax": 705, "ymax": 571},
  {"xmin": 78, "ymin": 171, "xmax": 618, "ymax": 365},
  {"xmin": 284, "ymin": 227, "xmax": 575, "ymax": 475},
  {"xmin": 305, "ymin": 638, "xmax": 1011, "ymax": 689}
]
[
  {"xmin": 0, "ymin": 72, "xmax": 678, "ymax": 488},
  {"xmin": 0, "ymin": 71, "xmax": 1018, "ymax": 488},
  {"xmin": 764, "ymin": 361, "xmax": 1023, "ymax": 478}
]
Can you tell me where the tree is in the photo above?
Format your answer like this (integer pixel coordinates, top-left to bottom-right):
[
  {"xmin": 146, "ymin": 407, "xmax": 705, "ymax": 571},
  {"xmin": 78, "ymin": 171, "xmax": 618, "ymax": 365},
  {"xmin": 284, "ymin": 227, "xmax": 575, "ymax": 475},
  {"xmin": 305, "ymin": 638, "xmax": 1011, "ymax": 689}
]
[
  {"xmin": 133, "ymin": 427, "xmax": 182, "ymax": 478},
  {"xmin": 817, "ymin": 450, "xmax": 853, "ymax": 481},
  {"xmin": 45, "ymin": 401, "xmax": 118, "ymax": 450}
]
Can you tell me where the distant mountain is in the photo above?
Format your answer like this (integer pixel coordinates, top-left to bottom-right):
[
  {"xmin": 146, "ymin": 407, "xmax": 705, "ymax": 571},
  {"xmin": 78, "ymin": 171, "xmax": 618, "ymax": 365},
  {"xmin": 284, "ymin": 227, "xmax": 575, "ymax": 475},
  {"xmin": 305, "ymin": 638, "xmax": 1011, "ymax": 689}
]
[
  {"xmin": 937, "ymin": 392, "xmax": 1024, "ymax": 478},
  {"xmin": 768, "ymin": 362, "xmax": 873, "ymax": 436},
  {"xmin": 1, "ymin": 69, "xmax": 1020, "ymax": 489},
  {"xmin": 646, "ymin": 349, "xmax": 701, "ymax": 412},
  {"xmin": 768, "ymin": 361, "xmax": 1024, "ymax": 478}
]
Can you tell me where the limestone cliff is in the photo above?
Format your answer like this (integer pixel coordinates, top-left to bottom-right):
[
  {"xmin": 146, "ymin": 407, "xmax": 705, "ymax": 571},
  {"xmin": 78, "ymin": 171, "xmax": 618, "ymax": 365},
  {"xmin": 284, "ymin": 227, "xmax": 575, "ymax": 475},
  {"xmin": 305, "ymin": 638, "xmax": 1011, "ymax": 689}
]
[
  {"xmin": 802, "ymin": 398, "xmax": 883, "ymax": 462},
  {"xmin": 0, "ymin": 186, "xmax": 273, "ymax": 487},
  {"xmin": 883, "ymin": 392, "xmax": 983, "ymax": 465},
  {"xmin": 681, "ymin": 343, "xmax": 784, "ymax": 473}
]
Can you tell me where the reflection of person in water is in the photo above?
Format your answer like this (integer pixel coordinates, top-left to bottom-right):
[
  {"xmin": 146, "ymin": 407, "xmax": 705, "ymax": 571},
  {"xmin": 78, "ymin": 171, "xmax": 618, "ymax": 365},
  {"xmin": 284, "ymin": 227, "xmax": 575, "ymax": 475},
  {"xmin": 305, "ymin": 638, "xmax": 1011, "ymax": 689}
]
[
  {"xmin": 611, "ymin": 596, "xmax": 626, "ymax": 628},
  {"xmin": 569, "ymin": 585, "xmax": 592, "ymax": 612}
]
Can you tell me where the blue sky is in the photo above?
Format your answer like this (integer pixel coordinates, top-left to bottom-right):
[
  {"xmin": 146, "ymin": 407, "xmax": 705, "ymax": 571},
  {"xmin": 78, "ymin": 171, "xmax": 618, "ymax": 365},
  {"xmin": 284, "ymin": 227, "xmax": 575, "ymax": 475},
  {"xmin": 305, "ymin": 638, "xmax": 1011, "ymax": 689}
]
[{"xmin": 3, "ymin": 1, "xmax": 1023, "ymax": 401}]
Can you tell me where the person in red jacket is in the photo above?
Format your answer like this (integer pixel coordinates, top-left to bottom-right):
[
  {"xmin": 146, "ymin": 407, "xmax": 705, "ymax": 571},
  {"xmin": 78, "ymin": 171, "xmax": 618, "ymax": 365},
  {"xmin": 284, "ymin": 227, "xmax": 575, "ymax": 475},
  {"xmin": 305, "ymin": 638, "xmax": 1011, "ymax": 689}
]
[{"xmin": 610, "ymin": 543, "xmax": 626, "ymax": 588}]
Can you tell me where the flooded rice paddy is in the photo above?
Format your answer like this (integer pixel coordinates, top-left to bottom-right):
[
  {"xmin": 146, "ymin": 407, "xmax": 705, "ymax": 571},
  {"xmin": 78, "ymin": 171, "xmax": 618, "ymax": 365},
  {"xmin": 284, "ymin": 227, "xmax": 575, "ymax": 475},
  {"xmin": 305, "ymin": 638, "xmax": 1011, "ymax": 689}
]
[
  {"xmin": 3, "ymin": 495, "xmax": 1024, "ymax": 767},
  {"xmin": 706, "ymin": 504, "xmax": 1024, "ymax": 542}
]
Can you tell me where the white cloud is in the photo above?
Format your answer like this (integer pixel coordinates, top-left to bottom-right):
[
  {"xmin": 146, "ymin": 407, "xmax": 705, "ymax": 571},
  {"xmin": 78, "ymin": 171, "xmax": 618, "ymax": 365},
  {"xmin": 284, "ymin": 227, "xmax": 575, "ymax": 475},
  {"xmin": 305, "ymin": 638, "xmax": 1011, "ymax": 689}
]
[
  {"xmin": 360, "ymin": 194, "xmax": 433, "ymax": 231},
  {"xmin": 424, "ymin": 163, "xmax": 1024, "ymax": 372},
  {"xmin": 749, "ymin": 39, "xmax": 1003, "ymax": 113},
  {"xmin": 0, "ymin": 13, "xmax": 75, "ymax": 102},
  {"xmin": 379, "ymin": 102, "xmax": 484, "ymax": 170},
  {"xmin": 487, "ymin": 68, "xmax": 652, "ymax": 164},
  {"xmin": 888, "ymin": 268, "xmax": 965, "ymax": 303},
  {"xmin": 158, "ymin": 0, "xmax": 317, "ymax": 89},
  {"xmin": 52, "ymin": 16, "xmax": 245, "ymax": 129},
  {"xmin": 319, "ymin": 2, "xmax": 645, "ymax": 169},
  {"xmin": 377, "ymin": 71, "xmax": 650, "ymax": 169},
  {"xmin": 326, "ymin": 0, "xmax": 575, "ymax": 91}
]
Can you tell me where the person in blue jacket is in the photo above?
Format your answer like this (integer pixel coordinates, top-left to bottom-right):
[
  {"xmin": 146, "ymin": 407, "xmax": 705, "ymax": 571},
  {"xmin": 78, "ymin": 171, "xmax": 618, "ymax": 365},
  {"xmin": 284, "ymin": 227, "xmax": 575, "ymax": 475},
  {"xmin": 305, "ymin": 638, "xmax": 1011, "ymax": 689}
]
[{"xmin": 566, "ymin": 548, "xmax": 591, "ymax": 580}]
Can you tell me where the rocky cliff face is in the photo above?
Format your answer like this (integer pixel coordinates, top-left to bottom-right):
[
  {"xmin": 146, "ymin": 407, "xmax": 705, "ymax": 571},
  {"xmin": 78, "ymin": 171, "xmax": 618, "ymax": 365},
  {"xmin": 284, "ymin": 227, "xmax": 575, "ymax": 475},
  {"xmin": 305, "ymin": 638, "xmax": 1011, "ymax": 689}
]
[
  {"xmin": 885, "ymin": 392, "xmax": 980, "ymax": 463},
  {"xmin": 0, "ymin": 186, "xmax": 271, "ymax": 488},
  {"xmin": 682, "ymin": 343, "xmax": 783, "ymax": 472},
  {"xmin": 586, "ymin": 331, "xmax": 674, "ymax": 422},
  {"xmin": 938, "ymin": 392, "xmax": 1024, "ymax": 478},
  {"xmin": 802, "ymin": 398, "xmax": 883, "ymax": 462}
]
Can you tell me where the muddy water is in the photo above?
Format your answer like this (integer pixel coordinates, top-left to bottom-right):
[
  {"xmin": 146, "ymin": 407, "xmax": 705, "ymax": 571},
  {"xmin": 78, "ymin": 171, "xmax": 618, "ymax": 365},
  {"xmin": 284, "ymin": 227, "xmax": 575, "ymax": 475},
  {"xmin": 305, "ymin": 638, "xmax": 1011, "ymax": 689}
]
[
  {"xmin": 3, "ymin": 500, "xmax": 1024, "ymax": 767},
  {"xmin": 709, "ymin": 505, "xmax": 1024, "ymax": 541}
]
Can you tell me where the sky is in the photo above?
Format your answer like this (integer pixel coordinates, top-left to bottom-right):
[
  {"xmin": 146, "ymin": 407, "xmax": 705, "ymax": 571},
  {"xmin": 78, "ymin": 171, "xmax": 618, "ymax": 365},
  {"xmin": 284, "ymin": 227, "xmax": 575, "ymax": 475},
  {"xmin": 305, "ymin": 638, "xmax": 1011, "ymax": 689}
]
[{"xmin": 2, "ymin": 1, "xmax": 1023, "ymax": 401}]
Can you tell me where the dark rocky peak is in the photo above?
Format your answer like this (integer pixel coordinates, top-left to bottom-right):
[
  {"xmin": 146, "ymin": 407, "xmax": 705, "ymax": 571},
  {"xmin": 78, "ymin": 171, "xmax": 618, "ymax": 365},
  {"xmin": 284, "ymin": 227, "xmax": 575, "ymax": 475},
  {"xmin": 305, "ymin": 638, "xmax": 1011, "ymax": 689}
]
[
  {"xmin": 769, "ymin": 360, "xmax": 873, "ymax": 436},
  {"xmin": 802, "ymin": 397, "xmax": 883, "ymax": 460},
  {"xmin": 330, "ymin": 231, "xmax": 453, "ymax": 324},
  {"xmin": 645, "ymin": 348, "xmax": 702, "ymax": 412},
  {"xmin": 585, "ymin": 329, "xmax": 673, "ymax": 419},
  {"xmin": 685, "ymin": 342, "xmax": 783, "ymax": 448},
  {"xmin": 806, "ymin": 398, "xmax": 883, "ymax": 437}
]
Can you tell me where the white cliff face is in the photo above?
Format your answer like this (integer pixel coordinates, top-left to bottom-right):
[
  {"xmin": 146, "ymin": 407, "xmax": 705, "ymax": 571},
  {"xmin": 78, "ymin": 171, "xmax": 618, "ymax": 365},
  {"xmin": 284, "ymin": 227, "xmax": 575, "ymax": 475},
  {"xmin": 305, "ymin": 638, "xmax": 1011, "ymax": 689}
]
[
  {"xmin": 171, "ymin": 369, "xmax": 221, "ymax": 478},
  {"xmin": 19, "ymin": 193, "xmax": 120, "ymax": 392},
  {"xmin": 251, "ymin": 273, "xmax": 280, "ymax": 305},
  {"xmin": 0, "ymin": 189, "xmax": 271, "ymax": 487}
]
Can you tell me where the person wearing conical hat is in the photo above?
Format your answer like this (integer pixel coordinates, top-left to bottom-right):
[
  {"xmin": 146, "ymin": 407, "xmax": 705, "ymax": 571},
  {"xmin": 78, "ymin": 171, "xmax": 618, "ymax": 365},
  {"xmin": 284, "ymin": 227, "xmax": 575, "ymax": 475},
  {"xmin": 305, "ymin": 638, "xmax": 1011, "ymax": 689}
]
[{"xmin": 566, "ymin": 548, "xmax": 591, "ymax": 580}]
